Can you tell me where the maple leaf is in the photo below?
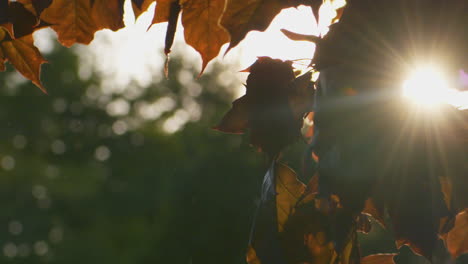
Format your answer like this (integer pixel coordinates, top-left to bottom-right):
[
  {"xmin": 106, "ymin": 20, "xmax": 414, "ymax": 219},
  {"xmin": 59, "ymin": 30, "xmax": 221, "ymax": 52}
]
[
  {"xmin": 150, "ymin": 0, "xmax": 176, "ymax": 25},
  {"xmin": 215, "ymin": 57, "xmax": 314, "ymax": 156},
  {"xmin": 40, "ymin": 0, "xmax": 97, "ymax": 47},
  {"xmin": 0, "ymin": 28, "xmax": 46, "ymax": 92},
  {"xmin": 17, "ymin": 0, "xmax": 52, "ymax": 16},
  {"xmin": 40, "ymin": 0, "xmax": 125, "ymax": 47},
  {"xmin": 131, "ymin": 0, "xmax": 155, "ymax": 19},
  {"xmin": 91, "ymin": 0, "xmax": 125, "ymax": 32},
  {"xmin": 180, "ymin": 0, "xmax": 230, "ymax": 73},
  {"xmin": 221, "ymin": 0, "xmax": 301, "ymax": 51}
]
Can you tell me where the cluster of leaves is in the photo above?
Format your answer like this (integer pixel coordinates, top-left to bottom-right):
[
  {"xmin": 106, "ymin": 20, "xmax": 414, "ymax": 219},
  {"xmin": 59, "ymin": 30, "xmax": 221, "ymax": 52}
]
[
  {"xmin": 0, "ymin": 0, "xmax": 322, "ymax": 91},
  {"xmin": 214, "ymin": 1, "xmax": 468, "ymax": 264}
]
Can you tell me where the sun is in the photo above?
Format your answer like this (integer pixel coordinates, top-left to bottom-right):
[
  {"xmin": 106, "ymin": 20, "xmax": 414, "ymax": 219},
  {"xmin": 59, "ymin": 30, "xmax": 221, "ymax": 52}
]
[{"xmin": 402, "ymin": 65, "xmax": 455, "ymax": 108}]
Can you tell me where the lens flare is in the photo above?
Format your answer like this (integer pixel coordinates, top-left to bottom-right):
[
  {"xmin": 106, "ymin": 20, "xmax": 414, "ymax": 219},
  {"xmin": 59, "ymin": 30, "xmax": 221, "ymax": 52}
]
[{"xmin": 402, "ymin": 66, "xmax": 453, "ymax": 107}]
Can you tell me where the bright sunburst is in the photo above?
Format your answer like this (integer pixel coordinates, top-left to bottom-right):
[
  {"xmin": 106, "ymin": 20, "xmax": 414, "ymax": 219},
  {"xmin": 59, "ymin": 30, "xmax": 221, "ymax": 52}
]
[{"xmin": 402, "ymin": 65, "xmax": 455, "ymax": 107}]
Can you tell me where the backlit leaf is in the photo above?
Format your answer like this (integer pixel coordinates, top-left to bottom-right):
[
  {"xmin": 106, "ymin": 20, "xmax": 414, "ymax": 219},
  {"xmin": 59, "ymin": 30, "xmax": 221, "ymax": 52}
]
[
  {"xmin": 91, "ymin": 0, "xmax": 125, "ymax": 31},
  {"xmin": 40, "ymin": 0, "xmax": 97, "ymax": 47},
  {"xmin": 180, "ymin": 0, "xmax": 230, "ymax": 73},
  {"xmin": 221, "ymin": 0, "xmax": 301, "ymax": 50},
  {"xmin": 0, "ymin": 29, "xmax": 46, "ymax": 92},
  {"xmin": 151, "ymin": 0, "xmax": 176, "ymax": 25},
  {"xmin": 445, "ymin": 210, "xmax": 468, "ymax": 259},
  {"xmin": 246, "ymin": 245, "xmax": 262, "ymax": 264}
]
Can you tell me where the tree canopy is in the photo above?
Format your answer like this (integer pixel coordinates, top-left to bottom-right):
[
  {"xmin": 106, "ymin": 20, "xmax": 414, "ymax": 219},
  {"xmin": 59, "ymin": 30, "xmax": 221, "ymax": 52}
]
[{"xmin": 1, "ymin": 0, "xmax": 468, "ymax": 263}]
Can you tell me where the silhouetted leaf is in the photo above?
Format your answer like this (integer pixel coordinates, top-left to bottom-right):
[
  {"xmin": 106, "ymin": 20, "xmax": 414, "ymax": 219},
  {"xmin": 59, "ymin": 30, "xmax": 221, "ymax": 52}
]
[
  {"xmin": 214, "ymin": 96, "xmax": 249, "ymax": 134},
  {"xmin": 8, "ymin": 2, "xmax": 40, "ymax": 38},
  {"xmin": 0, "ymin": 0, "xmax": 8, "ymax": 24},
  {"xmin": 180, "ymin": 0, "xmax": 229, "ymax": 73},
  {"xmin": 0, "ymin": 29, "xmax": 46, "ymax": 91},
  {"xmin": 250, "ymin": 161, "xmax": 287, "ymax": 264},
  {"xmin": 216, "ymin": 57, "xmax": 314, "ymax": 156}
]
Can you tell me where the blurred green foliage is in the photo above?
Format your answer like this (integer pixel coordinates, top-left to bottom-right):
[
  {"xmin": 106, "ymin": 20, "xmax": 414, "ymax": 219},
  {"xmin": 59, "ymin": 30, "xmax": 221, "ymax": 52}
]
[{"xmin": 0, "ymin": 41, "xmax": 266, "ymax": 264}]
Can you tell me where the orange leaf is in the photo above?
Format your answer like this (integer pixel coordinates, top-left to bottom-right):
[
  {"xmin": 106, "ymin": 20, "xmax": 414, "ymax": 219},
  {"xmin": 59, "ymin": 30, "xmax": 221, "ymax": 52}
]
[
  {"xmin": 246, "ymin": 245, "xmax": 262, "ymax": 264},
  {"xmin": 445, "ymin": 210, "xmax": 468, "ymax": 259},
  {"xmin": 221, "ymin": 0, "xmax": 301, "ymax": 50},
  {"xmin": 91, "ymin": 0, "xmax": 125, "ymax": 31},
  {"xmin": 17, "ymin": 0, "xmax": 52, "ymax": 16},
  {"xmin": 180, "ymin": 0, "xmax": 230, "ymax": 73},
  {"xmin": 151, "ymin": 0, "xmax": 176, "ymax": 25},
  {"xmin": 360, "ymin": 254, "xmax": 397, "ymax": 264},
  {"xmin": 40, "ymin": 0, "xmax": 97, "ymax": 47},
  {"xmin": 131, "ymin": 0, "xmax": 155, "ymax": 20},
  {"xmin": 0, "ymin": 29, "xmax": 46, "ymax": 92}
]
